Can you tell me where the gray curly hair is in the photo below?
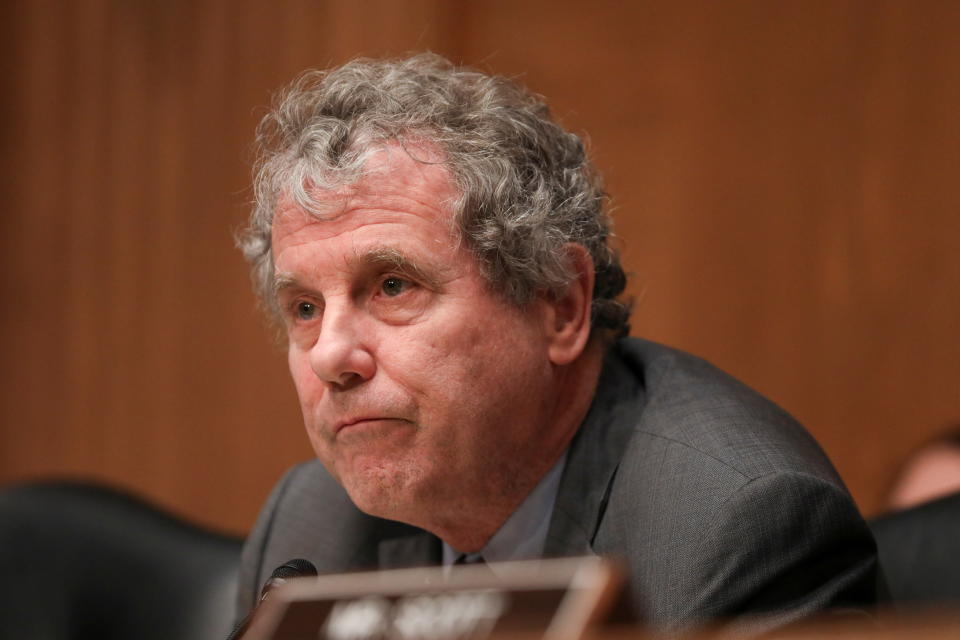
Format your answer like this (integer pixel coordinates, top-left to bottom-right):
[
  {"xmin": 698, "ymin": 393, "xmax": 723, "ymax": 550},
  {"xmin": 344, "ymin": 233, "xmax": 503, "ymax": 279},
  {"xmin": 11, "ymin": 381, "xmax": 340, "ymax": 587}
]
[{"xmin": 240, "ymin": 53, "xmax": 630, "ymax": 337}]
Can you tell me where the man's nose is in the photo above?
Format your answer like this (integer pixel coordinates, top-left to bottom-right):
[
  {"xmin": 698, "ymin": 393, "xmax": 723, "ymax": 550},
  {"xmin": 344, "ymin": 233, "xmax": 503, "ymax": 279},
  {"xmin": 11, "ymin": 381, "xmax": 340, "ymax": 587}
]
[{"xmin": 308, "ymin": 305, "xmax": 375, "ymax": 389}]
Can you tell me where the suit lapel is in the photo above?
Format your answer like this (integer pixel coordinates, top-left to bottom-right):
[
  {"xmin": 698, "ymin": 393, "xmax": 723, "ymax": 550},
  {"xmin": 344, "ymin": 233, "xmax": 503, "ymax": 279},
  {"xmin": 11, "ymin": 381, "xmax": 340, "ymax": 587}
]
[
  {"xmin": 544, "ymin": 345, "xmax": 645, "ymax": 557},
  {"xmin": 377, "ymin": 530, "xmax": 442, "ymax": 569}
]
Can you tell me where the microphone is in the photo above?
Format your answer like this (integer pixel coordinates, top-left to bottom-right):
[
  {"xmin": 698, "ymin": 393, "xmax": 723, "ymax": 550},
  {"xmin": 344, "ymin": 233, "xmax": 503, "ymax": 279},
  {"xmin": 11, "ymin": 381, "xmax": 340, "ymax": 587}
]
[
  {"xmin": 259, "ymin": 558, "xmax": 318, "ymax": 597},
  {"xmin": 226, "ymin": 558, "xmax": 318, "ymax": 640}
]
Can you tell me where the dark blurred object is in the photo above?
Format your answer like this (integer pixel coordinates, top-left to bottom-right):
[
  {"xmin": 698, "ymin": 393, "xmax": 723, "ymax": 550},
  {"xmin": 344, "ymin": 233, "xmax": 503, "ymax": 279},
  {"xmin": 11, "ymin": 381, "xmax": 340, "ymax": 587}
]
[
  {"xmin": 869, "ymin": 490, "xmax": 960, "ymax": 606},
  {"xmin": 0, "ymin": 481, "xmax": 242, "ymax": 640}
]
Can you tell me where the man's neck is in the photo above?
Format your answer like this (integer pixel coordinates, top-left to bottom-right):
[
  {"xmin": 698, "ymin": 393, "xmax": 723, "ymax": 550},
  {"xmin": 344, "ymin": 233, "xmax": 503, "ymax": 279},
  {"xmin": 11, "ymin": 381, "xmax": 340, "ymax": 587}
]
[
  {"xmin": 430, "ymin": 340, "xmax": 605, "ymax": 552},
  {"xmin": 442, "ymin": 450, "xmax": 568, "ymax": 565}
]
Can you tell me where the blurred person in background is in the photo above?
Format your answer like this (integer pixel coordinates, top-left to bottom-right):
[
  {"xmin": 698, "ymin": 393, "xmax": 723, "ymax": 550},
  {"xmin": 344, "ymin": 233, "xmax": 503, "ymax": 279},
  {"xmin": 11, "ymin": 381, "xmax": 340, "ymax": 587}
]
[{"xmin": 886, "ymin": 426, "xmax": 960, "ymax": 511}]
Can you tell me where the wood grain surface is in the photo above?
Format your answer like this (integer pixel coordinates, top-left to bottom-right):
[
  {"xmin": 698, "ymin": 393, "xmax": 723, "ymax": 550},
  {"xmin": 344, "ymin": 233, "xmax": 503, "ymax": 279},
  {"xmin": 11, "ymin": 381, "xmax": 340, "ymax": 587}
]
[{"xmin": 1, "ymin": 0, "xmax": 957, "ymax": 534}]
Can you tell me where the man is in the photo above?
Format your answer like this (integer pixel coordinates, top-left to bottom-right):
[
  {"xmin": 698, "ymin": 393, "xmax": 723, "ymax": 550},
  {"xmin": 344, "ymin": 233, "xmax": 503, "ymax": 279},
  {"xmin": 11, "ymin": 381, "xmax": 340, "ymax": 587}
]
[{"xmin": 236, "ymin": 54, "xmax": 879, "ymax": 631}]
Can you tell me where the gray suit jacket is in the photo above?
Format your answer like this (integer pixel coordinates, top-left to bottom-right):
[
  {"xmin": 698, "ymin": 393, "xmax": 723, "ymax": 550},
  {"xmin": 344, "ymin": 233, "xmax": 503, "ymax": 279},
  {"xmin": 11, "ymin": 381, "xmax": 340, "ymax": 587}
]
[{"xmin": 237, "ymin": 338, "xmax": 879, "ymax": 630}]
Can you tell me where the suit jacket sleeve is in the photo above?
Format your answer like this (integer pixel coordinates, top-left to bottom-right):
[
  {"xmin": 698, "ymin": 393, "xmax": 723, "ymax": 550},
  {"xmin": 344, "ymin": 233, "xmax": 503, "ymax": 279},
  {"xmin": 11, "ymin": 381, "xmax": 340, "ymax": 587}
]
[
  {"xmin": 684, "ymin": 471, "xmax": 877, "ymax": 629},
  {"xmin": 612, "ymin": 468, "xmax": 879, "ymax": 631}
]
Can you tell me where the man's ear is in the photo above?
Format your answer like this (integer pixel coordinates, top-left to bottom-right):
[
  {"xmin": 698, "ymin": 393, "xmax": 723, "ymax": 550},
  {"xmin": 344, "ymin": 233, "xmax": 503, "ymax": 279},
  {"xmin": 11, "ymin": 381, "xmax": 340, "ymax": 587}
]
[{"xmin": 544, "ymin": 243, "xmax": 595, "ymax": 366}]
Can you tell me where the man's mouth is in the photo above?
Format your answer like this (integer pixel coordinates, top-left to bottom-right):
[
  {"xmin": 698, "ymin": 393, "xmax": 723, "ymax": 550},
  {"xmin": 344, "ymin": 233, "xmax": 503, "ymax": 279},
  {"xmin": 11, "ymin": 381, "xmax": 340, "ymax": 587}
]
[{"xmin": 334, "ymin": 417, "xmax": 405, "ymax": 434}]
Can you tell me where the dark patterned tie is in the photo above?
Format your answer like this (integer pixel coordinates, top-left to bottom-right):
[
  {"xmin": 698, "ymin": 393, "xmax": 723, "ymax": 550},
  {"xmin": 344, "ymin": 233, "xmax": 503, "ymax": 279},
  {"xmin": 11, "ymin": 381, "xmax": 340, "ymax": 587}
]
[
  {"xmin": 453, "ymin": 552, "xmax": 499, "ymax": 582},
  {"xmin": 454, "ymin": 552, "xmax": 486, "ymax": 565}
]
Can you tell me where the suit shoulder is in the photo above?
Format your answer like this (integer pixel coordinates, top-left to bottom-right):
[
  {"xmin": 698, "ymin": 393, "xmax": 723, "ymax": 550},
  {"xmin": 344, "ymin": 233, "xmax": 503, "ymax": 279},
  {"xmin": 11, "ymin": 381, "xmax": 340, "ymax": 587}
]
[
  {"xmin": 616, "ymin": 338, "xmax": 843, "ymax": 484},
  {"xmin": 595, "ymin": 341, "xmax": 875, "ymax": 626},
  {"xmin": 236, "ymin": 460, "xmax": 414, "ymax": 617}
]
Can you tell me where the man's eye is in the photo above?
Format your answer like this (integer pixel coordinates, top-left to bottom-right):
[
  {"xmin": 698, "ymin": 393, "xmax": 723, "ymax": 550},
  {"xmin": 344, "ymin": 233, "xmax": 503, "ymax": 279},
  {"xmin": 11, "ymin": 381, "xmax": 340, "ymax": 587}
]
[
  {"xmin": 296, "ymin": 301, "xmax": 317, "ymax": 320},
  {"xmin": 381, "ymin": 277, "xmax": 409, "ymax": 297}
]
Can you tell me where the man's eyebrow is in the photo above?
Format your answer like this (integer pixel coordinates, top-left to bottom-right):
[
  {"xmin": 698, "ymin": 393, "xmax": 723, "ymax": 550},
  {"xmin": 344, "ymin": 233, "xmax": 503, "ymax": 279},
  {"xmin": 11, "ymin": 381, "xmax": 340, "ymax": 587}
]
[
  {"xmin": 361, "ymin": 247, "xmax": 444, "ymax": 289},
  {"xmin": 271, "ymin": 247, "xmax": 447, "ymax": 296},
  {"xmin": 272, "ymin": 273, "xmax": 303, "ymax": 296}
]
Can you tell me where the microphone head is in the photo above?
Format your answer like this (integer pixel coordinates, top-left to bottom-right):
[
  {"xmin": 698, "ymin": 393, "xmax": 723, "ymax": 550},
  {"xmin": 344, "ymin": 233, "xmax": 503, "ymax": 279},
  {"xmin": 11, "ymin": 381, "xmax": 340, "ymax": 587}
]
[
  {"xmin": 272, "ymin": 558, "xmax": 318, "ymax": 581},
  {"xmin": 260, "ymin": 558, "xmax": 320, "ymax": 601},
  {"xmin": 228, "ymin": 559, "xmax": 320, "ymax": 640}
]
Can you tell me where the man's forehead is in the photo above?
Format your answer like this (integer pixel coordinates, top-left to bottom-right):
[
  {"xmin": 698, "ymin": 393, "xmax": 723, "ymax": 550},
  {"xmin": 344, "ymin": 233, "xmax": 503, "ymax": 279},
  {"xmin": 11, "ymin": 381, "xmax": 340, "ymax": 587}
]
[
  {"xmin": 360, "ymin": 141, "xmax": 450, "ymax": 185},
  {"xmin": 284, "ymin": 142, "xmax": 455, "ymax": 205},
  {"xmin": 272, "ymin": 143, "xmax": 459, "ymax": 236}
]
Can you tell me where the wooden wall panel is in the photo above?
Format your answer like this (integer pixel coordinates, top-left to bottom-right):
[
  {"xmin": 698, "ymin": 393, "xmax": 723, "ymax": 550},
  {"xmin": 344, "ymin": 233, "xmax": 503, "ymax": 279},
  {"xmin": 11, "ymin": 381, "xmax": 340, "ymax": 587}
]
[
  {"xmin": 458, "ymin": 0, "xmax": 960, "ymax": 515},
  {"xmin": 0, "ymin": 0, "xmax": 957, "ymax": 534}
]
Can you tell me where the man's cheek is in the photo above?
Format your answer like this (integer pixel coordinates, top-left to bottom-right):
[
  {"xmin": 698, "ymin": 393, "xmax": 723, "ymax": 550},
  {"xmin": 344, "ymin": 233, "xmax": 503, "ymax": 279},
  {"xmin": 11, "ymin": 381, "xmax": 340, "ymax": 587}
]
[
  {"xmin": 382, "ymin": 327, "xmax": 458, "ymax": 385},
  {"xmin": 413, "ymin": 319, "xmax": 488, "ymax": 374},
  {"xmin": 289, "ymin": 356, "xmax": 324, "ymax": 407},
  {"xmin": 305, "ymin": 426, "xmax": 340, "ymax": 480},
  {"xmin": 288, "ymin": 353, "xmax": 309, "ymax": 393}
]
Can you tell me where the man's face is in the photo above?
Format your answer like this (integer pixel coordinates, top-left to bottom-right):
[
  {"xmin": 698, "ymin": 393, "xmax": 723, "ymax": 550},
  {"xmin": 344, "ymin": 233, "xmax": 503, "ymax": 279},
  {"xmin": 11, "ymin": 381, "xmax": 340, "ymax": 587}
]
[{"xmin": 271, "ymin": 145, "xmax": 559, "ymax": 526}]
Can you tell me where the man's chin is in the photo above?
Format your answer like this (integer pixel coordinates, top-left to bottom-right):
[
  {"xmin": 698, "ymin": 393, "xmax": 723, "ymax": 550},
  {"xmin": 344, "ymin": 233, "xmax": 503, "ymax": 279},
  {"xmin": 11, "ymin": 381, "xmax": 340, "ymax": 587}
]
[{"xmin": 339, "ymin": 463, "xmax": 423, "ymax": 522}]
